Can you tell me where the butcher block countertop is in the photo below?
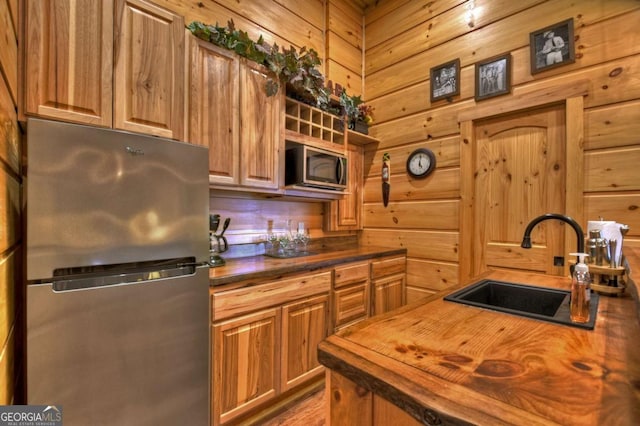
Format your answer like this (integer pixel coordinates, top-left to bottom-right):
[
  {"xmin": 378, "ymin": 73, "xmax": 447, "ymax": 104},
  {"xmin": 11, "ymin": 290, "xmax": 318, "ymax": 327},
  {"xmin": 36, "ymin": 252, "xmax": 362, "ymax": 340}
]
[
  {"xmin": 208, "ymin": 246, "xmax": 406, "ymax": 287},
  {"xmin": 318, "ymin": 247, "xmax": 640, "ymax": 425}
]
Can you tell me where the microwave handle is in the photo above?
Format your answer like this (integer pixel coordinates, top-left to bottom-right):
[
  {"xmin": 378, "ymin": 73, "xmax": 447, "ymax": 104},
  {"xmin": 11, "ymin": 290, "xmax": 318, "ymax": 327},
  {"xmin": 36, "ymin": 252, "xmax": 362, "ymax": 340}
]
[{"xmin": 336, "ymin": 157, "xmax": 346, "ymax": 185}]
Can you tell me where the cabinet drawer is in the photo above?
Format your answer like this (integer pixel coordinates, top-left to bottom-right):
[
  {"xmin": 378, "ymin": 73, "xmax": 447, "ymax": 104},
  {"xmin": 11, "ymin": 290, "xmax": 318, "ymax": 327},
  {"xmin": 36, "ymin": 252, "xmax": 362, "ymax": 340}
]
[
  {"xmin": 334, "ymin": 261, "xmax": 369, "ymax": 288},
  {"xmin": 212, "ymin": 271, "xmax": 331, "ymax": 321},
  {"xmin": 371, "ymin": 256, "xmax": 406, "ymax": 279},
  {"xmin": 333, "ymin": 282, "xmax": 369, "ymax": 328}
]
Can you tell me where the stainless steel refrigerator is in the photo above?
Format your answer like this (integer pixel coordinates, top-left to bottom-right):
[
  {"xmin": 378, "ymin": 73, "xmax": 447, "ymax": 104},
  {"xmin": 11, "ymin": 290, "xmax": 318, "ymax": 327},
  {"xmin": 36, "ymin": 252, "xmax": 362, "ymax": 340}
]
[{"xmin": 25, "ymin": 118, "xmax": 210, "ymax": 425}]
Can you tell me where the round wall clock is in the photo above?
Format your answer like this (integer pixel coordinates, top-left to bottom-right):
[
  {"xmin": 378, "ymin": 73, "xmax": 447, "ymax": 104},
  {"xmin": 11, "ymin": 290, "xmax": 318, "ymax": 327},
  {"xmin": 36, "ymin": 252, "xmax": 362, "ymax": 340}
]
[{"xmin": 406, "ymin": 148, "xmax": 436, "ymax": 179}]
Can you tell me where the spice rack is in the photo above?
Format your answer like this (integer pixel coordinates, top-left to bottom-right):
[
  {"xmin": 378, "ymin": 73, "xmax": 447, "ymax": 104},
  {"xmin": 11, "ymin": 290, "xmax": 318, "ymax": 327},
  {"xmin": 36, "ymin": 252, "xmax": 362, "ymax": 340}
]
[{"xmin": 285, "ymin": 98, "xmax": 345, "ymax": 151}]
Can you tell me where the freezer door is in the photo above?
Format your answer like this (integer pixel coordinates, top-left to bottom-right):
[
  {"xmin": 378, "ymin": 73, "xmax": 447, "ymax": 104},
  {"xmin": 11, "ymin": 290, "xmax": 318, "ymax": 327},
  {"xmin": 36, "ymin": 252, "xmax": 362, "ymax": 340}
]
[
  {"xmin": 27, "ymin": 266, "xmax": 210, "ymax": 426},
  {"xmin": 26, "ymin": 118, "xmax": 209, "ymax": 281}
]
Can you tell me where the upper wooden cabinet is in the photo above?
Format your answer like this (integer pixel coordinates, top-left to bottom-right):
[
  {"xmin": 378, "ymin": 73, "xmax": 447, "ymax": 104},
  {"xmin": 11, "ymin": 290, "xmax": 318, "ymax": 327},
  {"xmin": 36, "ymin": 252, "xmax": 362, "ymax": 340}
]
[
  {"xmin": 22, "ymin": 0, "xmax": 184, "ymax": 140},
  {"xmin": 23, "ymin": 0, "xmax": 113, "ymax": 127},
  {"xmin": 188, "ymin": 36, "xmax": 283, "ymax": 191},
  {"xmin": 113, "ymin": 0, "xmax": 184, "ymax": 139},
  {"xmin": 325, "ymin": 143, "xmax": 364, "ymax": 230}
]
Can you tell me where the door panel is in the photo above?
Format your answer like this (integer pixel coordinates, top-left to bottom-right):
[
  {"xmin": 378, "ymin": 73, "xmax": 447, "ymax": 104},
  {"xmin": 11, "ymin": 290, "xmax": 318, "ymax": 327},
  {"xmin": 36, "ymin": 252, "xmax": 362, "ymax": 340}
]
[{"xmin": 473, "ymin": 105, "xmax": 566, "ymax": 276}]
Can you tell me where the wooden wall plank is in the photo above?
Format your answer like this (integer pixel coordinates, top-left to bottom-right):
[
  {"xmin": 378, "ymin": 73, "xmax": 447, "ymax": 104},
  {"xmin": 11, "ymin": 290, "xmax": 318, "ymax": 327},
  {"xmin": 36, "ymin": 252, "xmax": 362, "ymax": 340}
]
[
  {"xmin": 363, "ymin": 200, "xmax": 459, "ymax": 230},
  {"xmin": 584, "ymin": 147, "xmax": 640, "ymax": 193},
  {"xmin": 371, "ymin": 101, "xmax": 468, "ymax": 149},
  {"xmin": 0, "ymin": 0, "xmax": 18, "ymax": 104},
  {"xmin": 0, "ymin": 326, "xmax": 15, "ymax": 404},
  {"xmin": 326, "ymin": 60, "xmax": 362, "ymax": 95},
  {"xmin": 0, "ymin": 174, "xmax": 20, "ymax": 253},
  {"xmin": 363, "ymin": 168, "xmax": 459, "ymax": 203},
  {"xmin": 361, "ymin": 229, "xmax": 459, "ymax": 262},
  {"xmin": 407, "ymin": 258, "xmax": 459, "ymax": 292},
  {"xmin": 0, "ymin": 253, "xmax": 16, "ymax": 351},
  {"xmin": 0, "ymin": 74, "xmax": 19, "ymax": 174},
  {"xmin": 584, "ymin": 194, "xmax": 640, "ymax": 240},
  {"xmin": 327, "ymin": 0, "xmax": 362, "ymax": 49},
  {"xmin": 326, "ymin": 31, "xmax": 361, "ymax": 76},
  {"xmin": 365, "ymin": 136, "xmax": 460, "ymax": 178},
  {"xmin": 154, "ymin": 0, "xmax": 325, "ymax": 57},
  {"xmin": 274, "ymin": 0, "xmax": 324, "ymax": 31},
  {"xmin": 366, "ymin": 0, "xmax": 543, "ymax": 75},
  {"xmin": 366, "ymin": 3, "xmax": 640, "ymax": 100},
  {"xmin": 585, "ymin": 99, "xmax": 640, "ymax": 150},
  {"xmin": 365, "ymin": 0, "xmax": 460, "ymax": 49}
]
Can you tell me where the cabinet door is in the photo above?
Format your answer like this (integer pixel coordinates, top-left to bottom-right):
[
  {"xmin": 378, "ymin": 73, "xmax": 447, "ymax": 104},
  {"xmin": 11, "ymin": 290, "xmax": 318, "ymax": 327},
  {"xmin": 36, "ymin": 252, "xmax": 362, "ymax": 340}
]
[
  {"xmin": 114, "ymin": 0, "xmax": 184, "ymax": 140},
  {"xmin": 372, "ymin": 273, "xmax": 406, "ymax": 316},
  {"xmin": 326, "ymin": 143, "xmax": 364, "ymax": 230},
  {"xmin": 281, "ymin": 294, "xmax": 329, "ymax": 392},
  {"xmin": 239, "ymin": 59, "xmax": 282, "ymax": 189},
  {"xmin": 188, "ymin": 37, "xmax": 240, "ymax": 185},
  {"xmin": 23, "ymin": 0, "xmax": 113, "ymax": 126},
  {"xmin": 213, "ymin": 308, "xmax": 280, "ymax": 426},
  {"xmin": 334, "ymin": 282, "xmax": 369, "ymax": 330}
]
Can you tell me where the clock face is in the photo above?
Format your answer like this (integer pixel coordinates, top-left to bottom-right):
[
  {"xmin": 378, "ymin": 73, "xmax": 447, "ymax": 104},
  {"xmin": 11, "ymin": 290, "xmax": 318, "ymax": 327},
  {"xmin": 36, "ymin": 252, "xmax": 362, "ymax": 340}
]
[{"xmin": 406, "ymin": 148, "xmax": 436, "ymax": 178}]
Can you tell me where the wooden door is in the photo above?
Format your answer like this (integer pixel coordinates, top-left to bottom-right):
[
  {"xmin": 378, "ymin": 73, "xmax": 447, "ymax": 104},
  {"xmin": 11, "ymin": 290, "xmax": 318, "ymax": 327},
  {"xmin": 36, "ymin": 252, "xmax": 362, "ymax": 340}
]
[
  {"xmin": 188, "ymin": 37, "xmax": 240, "ymax": 185},
  {"xmin": 212, "ymin": 308, "xmax": 280, "ymax": 426},
  {"xmin": 23, "ymin": 0, "xmax": 113, "ymax": 126},
  {"xmin": 114, "ymin": 0, "xmax": 184, "ymax": 140},
  {"xmin": 281, "ymin": 294, "xmax": 329, "ymax": 392},
  {"xmin": 239, "ymin": 58, "xmax": 282, "ymax": 189},
  {"xmin": 473, "ymin": 104, "xmax": 566, "ymax": 276}
]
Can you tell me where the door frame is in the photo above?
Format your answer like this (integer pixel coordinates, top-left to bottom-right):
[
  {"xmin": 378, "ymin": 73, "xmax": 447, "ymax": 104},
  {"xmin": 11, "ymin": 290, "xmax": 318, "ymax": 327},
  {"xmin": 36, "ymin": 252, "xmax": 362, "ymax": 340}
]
[{"xmin": 458, "ymin": 81, "xmax": 589, "ymax": 284}]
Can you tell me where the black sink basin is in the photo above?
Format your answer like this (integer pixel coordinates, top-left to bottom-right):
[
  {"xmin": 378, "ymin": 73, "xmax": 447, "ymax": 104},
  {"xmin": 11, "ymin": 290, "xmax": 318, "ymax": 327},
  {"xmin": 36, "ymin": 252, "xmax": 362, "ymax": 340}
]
[{"xmin": 444, "ymin": 279, "xmax": 598, "ymax": 330}]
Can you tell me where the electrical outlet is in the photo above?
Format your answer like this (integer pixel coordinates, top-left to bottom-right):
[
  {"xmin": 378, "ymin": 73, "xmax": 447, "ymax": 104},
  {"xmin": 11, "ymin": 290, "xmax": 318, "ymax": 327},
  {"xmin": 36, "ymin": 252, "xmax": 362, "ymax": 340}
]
[{"xmin": 553, "ymin": 256, "xmax": 564, "ymax": 266}]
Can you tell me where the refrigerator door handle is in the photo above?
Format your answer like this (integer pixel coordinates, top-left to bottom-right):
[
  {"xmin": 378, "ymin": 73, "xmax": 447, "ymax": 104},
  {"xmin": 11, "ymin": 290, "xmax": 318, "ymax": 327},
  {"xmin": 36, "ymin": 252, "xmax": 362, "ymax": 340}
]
[{"xmin": 52, "ymin": 264, "xmax": 199, "ymax": 292}]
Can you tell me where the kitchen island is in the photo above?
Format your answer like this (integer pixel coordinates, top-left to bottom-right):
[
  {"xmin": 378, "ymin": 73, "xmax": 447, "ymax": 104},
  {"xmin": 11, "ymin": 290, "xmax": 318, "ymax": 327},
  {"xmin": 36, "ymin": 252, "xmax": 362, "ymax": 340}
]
[{"xmin": 318, "ymin": 248, "xmax": 640, "ymax": 425}]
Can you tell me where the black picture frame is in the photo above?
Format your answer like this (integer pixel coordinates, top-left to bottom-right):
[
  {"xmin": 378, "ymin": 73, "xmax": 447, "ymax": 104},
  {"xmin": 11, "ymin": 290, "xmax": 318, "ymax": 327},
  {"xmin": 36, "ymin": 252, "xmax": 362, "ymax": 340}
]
[
  {"xmin": 475, "ymin": 53, "xmax": 511, "ymax": 101},
  {"xmin": 529, "ymin": 18, "xmax": 575, "ymax": 74},
  {"xmin": 430, "ymin": 59, "xmax": 460, "ymax": 102}
]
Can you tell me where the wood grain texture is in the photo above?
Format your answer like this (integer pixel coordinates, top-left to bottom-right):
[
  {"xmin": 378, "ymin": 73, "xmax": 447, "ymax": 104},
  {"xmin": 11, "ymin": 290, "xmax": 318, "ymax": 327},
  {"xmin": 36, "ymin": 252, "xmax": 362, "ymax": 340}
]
[
  {"xmin": 114, "ymin": 0, "xmax": 184, "ymax": 139},
  {"xmin": 188, "ymin": 37, "xmax": 240, "ymax": 185},
  {"xmin": 364, "ymin": 200, "xmax": 459, "ymax": 230},
  {"xmin": 281, "ymin": 294, "xmax": 329, "ymax": 391},
  {"xmin": 326, "ymin": 144, "xmax": 364, "ymax": 231},
  {"xmin": 584, "ymin": 146, "xmax": 640, "ymax": 192},
  {"xmin": 584, "ymin": 194, "xmax": 640, "ymax": 240},
  {"xmin": 212, "ymin": 271, "xmax": 331, "ymax": 321},
  {"xmin": 238, "ymin": 58, "xmax": 282, "ymax": 189},
  {"xmin": 361, "ymin": 230, "xmax": 458, "ymax": 262},
  {"xmin": 23, "ymin": 0, "xmax": 113, "ymax": 126},
  {"xmin": 0, "ymin": 0, "xmax": 17, "ymax": 104},
  {"xmin": 213, "ymin": 308, "xmax": 280, "ymax": 425},
  {"xmin": 585, "ymin": 99, "xmax": 640, "ymax": 150},
  {"xmin": 0, "ymin": 74, "xmax": 19, "ymax": 174},
  {"xmin": 365, "ymin": 2, "xmax": 639, "ymax": 100},
  {"xmin": 363, "ymin": 167, "xmax": 460, "ymax": 203},
  {"xmin": 319, "ymin": 268, "xmax": 640, "ymax": 425},
  {"xmin": 406, "ymin": 258, "xmax": 459, "ymax": 292}
]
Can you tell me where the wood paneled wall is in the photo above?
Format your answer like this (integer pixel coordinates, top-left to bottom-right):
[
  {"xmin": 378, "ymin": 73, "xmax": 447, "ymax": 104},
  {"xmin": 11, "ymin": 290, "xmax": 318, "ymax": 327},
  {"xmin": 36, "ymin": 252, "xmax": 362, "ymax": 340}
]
[
  {"xmin": 362, "ymin": 0, "xmax": 640, "ymax": 302},
  {"xmin": 153, "ymin": 0, "xmax": 365, "ymax": 244},
  {"xmin": 0, "ymin": 0, "xmax": 22, "ymax": 404}
]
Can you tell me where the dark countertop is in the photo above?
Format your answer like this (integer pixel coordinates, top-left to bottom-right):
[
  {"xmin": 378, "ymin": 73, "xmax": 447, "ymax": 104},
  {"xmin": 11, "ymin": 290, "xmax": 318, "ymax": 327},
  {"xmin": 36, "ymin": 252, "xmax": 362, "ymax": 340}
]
[
  {"xmin": 208, "ymin": 245, "xmax": 407, "ymax": 287},
  {"xmin": 318, "ymin": 248, "xmax": 640, "ymax": 425}
]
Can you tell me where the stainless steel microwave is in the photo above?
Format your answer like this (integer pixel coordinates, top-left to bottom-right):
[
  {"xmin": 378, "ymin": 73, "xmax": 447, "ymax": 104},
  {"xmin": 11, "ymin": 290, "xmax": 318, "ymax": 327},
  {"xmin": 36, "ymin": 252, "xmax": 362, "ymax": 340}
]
[{"xmin": 285, "ymin": 144, "xmax": 347, "ymax": 190}]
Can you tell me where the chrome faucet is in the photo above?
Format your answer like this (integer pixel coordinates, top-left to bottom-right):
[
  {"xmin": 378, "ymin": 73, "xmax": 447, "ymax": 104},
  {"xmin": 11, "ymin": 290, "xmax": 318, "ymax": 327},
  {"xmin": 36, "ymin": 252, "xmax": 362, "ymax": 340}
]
[{"xmin": 521, "ymin": 213, "xmax": 585, "ymax": 253}]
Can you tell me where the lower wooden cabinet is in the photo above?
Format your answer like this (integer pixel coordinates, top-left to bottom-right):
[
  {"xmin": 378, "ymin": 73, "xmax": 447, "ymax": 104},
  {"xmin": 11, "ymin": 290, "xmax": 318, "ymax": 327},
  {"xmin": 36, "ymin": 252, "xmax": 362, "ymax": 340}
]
[
  {"xmin": 212, "ymin": 308, "xmax": 280, "ymax": 425},
  {"xmin": 333, "ymin": 261, "xmax": 370, "ymax": 331},
  {"xmin": 372, "ymin": 273, "xmax": 405, "ymax": 315},
  {"xmin": 211, "ymin": 271, "xmax": 331, "ymax": 425},
  {"xmin": 327, "ymin": 370, "xmax": 422, "ymax": 426},
  {"xmin": 281, "ymin": 294, "xmax": 330, "ymax": 392},
  {"xmin": 371, "ymin": 256, "xmax": 407, "ymax": 316}
]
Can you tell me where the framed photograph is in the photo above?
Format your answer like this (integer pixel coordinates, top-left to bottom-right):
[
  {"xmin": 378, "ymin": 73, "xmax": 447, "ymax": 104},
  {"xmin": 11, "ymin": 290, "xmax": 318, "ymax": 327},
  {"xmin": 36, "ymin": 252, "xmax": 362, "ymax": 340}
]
[
  {"xmin": 475, "ymin": 53, "xmax": 511, "ymax": 101},
  {"xmin": 430, "ymin": 59, "xmax": 460, "ymax": 102},
  {"xmin": 530, "ymin": 18, "xmax": 575, "ymax": 74}
]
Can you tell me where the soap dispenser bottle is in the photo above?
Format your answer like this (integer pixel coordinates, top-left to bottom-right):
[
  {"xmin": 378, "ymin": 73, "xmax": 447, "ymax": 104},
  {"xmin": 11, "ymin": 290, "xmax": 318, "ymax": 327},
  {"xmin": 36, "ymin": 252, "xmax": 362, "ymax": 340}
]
[{"xmin": 569, "ymin": 253, "xmax": 591, "ymax": 323}]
